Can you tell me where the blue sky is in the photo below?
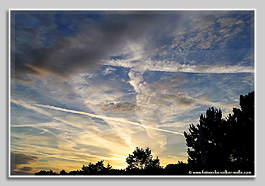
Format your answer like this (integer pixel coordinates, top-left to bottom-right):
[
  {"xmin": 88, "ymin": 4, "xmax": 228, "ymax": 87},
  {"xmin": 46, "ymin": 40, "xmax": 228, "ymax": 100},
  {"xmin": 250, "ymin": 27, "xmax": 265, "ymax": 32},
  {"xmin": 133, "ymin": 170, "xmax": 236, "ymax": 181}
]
[{"xmin": 10, "ymin": 10, "xmax": 254, "ymax": 174}]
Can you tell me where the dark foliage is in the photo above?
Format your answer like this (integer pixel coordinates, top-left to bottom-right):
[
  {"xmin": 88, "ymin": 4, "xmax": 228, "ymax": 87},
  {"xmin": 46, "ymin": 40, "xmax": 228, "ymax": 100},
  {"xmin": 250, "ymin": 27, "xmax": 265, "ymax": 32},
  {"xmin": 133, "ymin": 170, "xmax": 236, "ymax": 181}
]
[
  {"xmin": 184, "ymin": 91, "xmax": 254, "ymax": 173},
  {"xmin": 126, "ymin": 147, "xmax": 163, "ymax": 175},
  {"xmin": 35, "ymin": 169, "xmax": 58, "ymax": 175},
  {"xmin": 226, "ymin": 91, "xmax": 254, "ymax": 172},
  {"xmin": 81, "ymin": 160, "xmax": 112, "ymax": 175},
  {"xmin": 59, "ymin": 169, "xmax": 66, "ymax": 175},
  {"xmin": 164, "ymin": 161, "xmax": 189, "ymax": 175},
  {"xmin": 184, "ymin": 107, "xmax": 231, "ymax": 170}
]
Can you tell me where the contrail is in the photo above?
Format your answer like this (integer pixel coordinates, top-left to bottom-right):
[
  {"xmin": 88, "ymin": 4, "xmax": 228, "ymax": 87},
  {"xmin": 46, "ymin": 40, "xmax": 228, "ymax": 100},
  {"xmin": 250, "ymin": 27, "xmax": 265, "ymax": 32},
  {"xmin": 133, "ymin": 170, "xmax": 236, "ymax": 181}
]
[{"xmin": 34, "ymin": 104, "xmax": 184, "ymax": 136}]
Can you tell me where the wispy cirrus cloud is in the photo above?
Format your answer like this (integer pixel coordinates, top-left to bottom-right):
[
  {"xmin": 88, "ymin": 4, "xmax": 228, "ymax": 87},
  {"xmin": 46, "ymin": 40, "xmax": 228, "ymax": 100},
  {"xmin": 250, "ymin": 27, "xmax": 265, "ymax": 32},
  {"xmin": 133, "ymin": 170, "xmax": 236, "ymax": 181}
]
[
  {"xmin": 11, "ymin": 97, "xmax": 186, "ymax": 170},
  {"xmin": 106, "ymin": 59, "xmax": 254, "ymax": 74},
  {"xmin": 34, "ymin": 103, "xmax": 184, "ymax": 136}
]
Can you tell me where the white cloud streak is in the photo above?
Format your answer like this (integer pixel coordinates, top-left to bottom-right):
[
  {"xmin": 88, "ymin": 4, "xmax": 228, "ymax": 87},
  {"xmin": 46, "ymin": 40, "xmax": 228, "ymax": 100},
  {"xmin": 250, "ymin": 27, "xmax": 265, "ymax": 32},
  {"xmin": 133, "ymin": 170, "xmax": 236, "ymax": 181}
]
[
  {"xmin": 34, "ymin": 103, "xmax": 184, "ymax": 136},
  {"xmin": 106, "ymin": 59, "xmax": 254, "ymax": 74}
]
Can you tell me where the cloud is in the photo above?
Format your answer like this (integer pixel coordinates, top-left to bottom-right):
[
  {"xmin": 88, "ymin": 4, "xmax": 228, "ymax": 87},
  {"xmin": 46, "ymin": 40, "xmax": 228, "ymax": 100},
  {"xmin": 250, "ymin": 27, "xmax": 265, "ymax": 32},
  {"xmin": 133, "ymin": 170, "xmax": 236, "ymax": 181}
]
[
  {"xmin": 11, "ymin": 152, "xmax": 38, "ymax": 175},
  {"xmin": 11, "ymin": 130, "xmax": 120, "ymax": 170},
  {"xmin": 100, "ymin": 101, "xmax": 138, "ymax": 114},
  {"xmin": 194, "ymin": 95, "xmax": 238, "ymax": 116},
  {"xmin": 19, "ymin": 167, "xmax": 33, "ymax": 171},
  {"xmin": 153, "ymin": 11, "xmax": 254, "ymax": 69},
  {"xmin": 11, "ymin": 11, "xmax": 254, "ymax": 83},
  {"xmin": 34, "ymin": 103, "xmax": 184, "ymax": 136},
  {"xmin": 11, "ymin": 152, "xmax": 38, "ymax": 165},
  {"xmin": 102, "ymin": 67, "xmax": 116, "ymax": 75},
  {"xmin": 11, "ymin": 12, "xmax": 182, "ymax": 81},
  {"xmin": 131, "ymin": 78, "xmax": 198, "ymax": 125},
  {"xmin": 11, "ymin": 94, "xmax": 137, "ymax": 168},
  {"xmin": 106, "ymin": 59, "xmax": 254, "ymax": 74},
  {"xmin": 112, "ymin": 102, "xmax": 137, "ymax": 113},
  {"xmin": 12, "ymin": 98, "xmax": 127, "ymax": 157},
  {"xmin": 11, "ymin": 97, "xmax": 185, "ymax": 168}
]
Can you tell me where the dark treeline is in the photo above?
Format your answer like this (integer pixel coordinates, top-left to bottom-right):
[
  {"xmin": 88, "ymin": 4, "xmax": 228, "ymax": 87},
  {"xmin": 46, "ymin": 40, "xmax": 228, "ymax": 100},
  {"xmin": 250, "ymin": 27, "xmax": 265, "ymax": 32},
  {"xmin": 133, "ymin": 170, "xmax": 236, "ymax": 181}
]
[
  {"xmin": 35, "ymin": 91, "xmax": 254, "ymax": 175},
  {"xmin": 35, "ymin": 148, "xmax": 187, "ymax": 175}
]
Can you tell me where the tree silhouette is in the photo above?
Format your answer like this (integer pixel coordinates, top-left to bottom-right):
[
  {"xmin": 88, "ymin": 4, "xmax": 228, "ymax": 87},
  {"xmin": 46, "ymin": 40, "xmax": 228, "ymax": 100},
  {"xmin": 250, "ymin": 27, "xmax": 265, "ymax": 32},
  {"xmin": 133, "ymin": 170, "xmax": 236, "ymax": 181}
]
[
  {"xmin": 184, "ymin": 107, "xmax": 231, "ymax": 170},
  {"xmin": 164, "ymin": 161, "xmax": 189, "ymax": 175},
  {"xmin": 35, "ymin": 169, "xmax": 58, "ymax": 175},
  {"xmin": 59, "ymin": 169, "xmax": 67, "ymax": 175},
  {"xmin": 184, "ymin": 91, "xmax": 254, "ymax": 173},
  {"xmin": 126, "ymin": 147, "xmax": 162, "ymax": 174},
  {"xmin": 81, "ymin": 160, "xmax": 112, "ymax": 175},
  {"xmin": 226, "ymin": 91, "xmax": 254, "ymax": 172}
]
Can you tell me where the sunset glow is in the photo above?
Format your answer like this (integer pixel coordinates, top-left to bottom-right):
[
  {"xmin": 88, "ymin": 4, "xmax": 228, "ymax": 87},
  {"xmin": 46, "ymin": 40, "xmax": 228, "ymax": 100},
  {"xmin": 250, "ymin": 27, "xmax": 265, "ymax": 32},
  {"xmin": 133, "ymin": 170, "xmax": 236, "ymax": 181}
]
[{"xmin": 10, "ymin": 10, "xmax": 254, "ymax": 175}]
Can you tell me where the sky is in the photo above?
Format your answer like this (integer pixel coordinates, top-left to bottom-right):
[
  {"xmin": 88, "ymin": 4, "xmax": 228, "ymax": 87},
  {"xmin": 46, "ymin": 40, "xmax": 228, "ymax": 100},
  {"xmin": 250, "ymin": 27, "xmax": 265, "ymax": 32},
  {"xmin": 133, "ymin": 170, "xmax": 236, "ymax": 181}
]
[{"xmin": 10, "ymin": 10, "xmax": 254, "ymax": 175}]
